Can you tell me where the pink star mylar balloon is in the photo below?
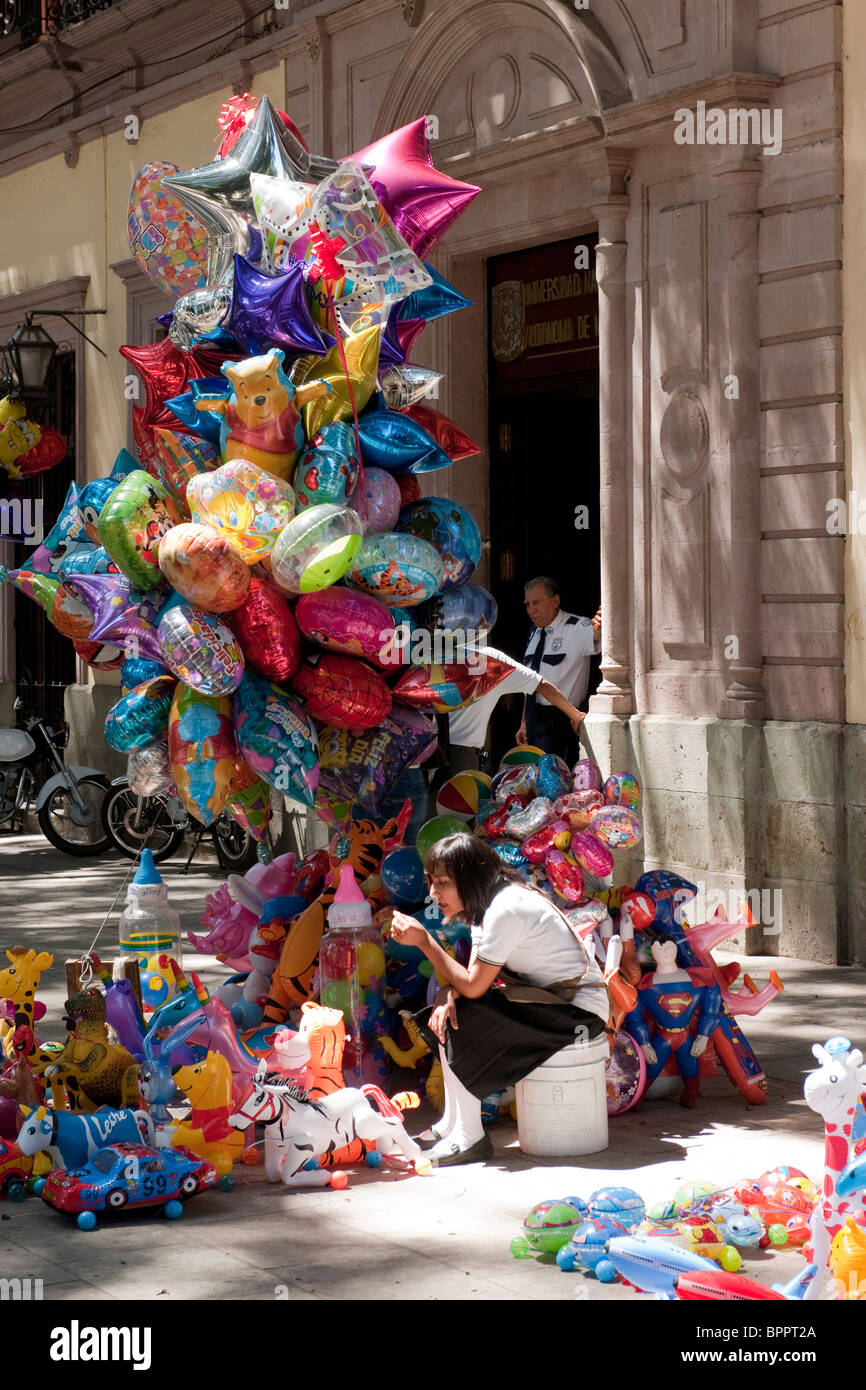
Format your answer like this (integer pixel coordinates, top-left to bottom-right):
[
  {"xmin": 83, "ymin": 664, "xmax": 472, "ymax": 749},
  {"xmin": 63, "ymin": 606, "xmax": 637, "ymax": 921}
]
[{"xmin": 350, "ymin": 119, "xmax": 480, "ymax": 260}]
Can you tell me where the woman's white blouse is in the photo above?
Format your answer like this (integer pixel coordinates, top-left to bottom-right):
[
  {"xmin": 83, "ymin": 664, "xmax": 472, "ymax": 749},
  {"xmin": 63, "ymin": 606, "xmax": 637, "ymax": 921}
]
[{"xmin": 471, "ymin": 884, "xmax": 608, "ymax": 1021}]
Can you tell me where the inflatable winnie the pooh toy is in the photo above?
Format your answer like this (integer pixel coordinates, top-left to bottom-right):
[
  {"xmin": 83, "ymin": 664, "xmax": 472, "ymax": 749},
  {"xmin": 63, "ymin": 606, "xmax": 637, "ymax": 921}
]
[{"xmin": 196, "ymin": 349, "xmax": 331, "ymax": 481}]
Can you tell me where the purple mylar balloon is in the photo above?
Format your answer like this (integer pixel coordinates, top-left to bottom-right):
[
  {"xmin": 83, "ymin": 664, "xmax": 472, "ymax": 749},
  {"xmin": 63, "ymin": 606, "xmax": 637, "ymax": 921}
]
[
  {"xmin": 223, "ymin": 255, "xmax": 328, "ymax": 360},
  {"xmin": 65, "ymin": 572, "xmax": 165, "ymax": 663}
]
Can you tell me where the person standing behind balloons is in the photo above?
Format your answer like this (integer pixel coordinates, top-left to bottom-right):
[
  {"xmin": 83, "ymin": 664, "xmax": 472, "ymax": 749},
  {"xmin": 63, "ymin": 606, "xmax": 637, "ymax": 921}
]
[{"xmin": 517, "ymin": 578, "xmax": 601, "ymax": 764}]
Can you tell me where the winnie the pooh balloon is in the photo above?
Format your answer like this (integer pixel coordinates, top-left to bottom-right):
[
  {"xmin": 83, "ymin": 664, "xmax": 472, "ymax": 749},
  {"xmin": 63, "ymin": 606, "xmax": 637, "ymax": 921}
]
[{"xmin": 194, "ymin": 349, "xmax": 332, "ymax": 481}]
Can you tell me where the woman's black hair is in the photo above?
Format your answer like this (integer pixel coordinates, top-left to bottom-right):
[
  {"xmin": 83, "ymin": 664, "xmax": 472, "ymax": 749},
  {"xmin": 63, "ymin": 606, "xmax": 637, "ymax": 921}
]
[{"xmin": 423, "ymin": 833, "xmax": 520, "ymax": 926}]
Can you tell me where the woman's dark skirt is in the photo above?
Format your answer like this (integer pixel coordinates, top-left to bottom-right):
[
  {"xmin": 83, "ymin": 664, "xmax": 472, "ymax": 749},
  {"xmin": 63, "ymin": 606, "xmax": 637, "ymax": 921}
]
[{"xmin": 413, "ymin": 991, "xmax": 607, "ymax": 1100}]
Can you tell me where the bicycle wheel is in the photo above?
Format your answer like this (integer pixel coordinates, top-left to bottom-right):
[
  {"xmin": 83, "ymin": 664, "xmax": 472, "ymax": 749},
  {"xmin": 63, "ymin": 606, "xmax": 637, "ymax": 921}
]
[
  {"xmin": 213, "ymin": 814, "xmax": 259, "ymax": 872},
  {"xmin": 101, "ymin": 784, "xmax": 186, "ymax": 863},
  {"xmin": 37, "ymin": 775, "xmax": 112, "ymax": 857}
]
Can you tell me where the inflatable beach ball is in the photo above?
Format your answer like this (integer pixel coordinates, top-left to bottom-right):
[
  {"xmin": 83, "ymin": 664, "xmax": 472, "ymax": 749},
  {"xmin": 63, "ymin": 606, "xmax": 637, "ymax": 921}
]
[
  {"xmin": 522, "ymin": 1199, "xmax": 589, "ymax": 1255},
  {"xmin": 435, "ymin": 771, "xmax": 491, "ymax": 821}
]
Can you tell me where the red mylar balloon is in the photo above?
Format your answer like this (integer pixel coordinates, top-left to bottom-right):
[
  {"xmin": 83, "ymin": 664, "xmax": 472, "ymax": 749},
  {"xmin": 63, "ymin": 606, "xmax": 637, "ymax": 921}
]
[
  {"xmin": 73, "ymin": 637, "xmax": 123, "ymax": 671},
  {"xmin": 15, "ymin": 427, "xmax": 67, "ymax": 477},
  {"xmin": 404, "ymin": 403, "xmax": 480, "ymax": 461},
  {"xmin": 291, "ymin": 653, "xmax": 392, "ymax": 730},
  {"xmin": 395, "ymin": 472, "xmax": 421, "ymax": 508},
  {"xmin": 351, "ymin": 119, "xmax": 480, "ymax": 260},
  {"xmin": 132, "ymin": 407, "xmax": 157, "ymax": 465},
  {"xmin": 391, "ymin": 658, "xmax": 512, "ymax": 712},
  {"xmin": 229, "ymin": 577, "xmax": 301, "ymax": 682},
  {"xmin": 120, "ymin": 337, "xmax": 243, "ymax": 432},
  {"xmin": 217, "ymin": 93, "xmax": 308, "ymax": 159}
]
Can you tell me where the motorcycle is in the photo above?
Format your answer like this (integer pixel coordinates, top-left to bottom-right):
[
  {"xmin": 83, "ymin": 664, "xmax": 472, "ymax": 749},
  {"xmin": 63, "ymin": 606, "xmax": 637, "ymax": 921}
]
[
  {"xmin": 101, "ymin": 779, "xmax": 259, "ymax": 872},
  {"xmin": 0, "ymin": 698, "xmax": 111, "ymax": 856}
]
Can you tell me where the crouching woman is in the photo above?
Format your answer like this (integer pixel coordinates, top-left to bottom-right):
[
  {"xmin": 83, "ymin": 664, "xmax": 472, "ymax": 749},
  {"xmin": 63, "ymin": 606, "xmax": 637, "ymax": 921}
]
[{"xmin": 389, "ymin": 833, "xmax": 609, "ymax": 1166}]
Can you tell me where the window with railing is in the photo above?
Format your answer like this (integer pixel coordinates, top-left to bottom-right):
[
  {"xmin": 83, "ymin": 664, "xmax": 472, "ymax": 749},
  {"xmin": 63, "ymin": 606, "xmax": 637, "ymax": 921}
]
[{"xmin": 1, "ymin": 1, "xmax": 121, "ymax": 50}]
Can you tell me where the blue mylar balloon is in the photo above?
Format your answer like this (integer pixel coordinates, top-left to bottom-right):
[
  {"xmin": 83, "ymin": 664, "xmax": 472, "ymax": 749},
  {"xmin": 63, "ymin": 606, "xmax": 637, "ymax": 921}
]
[
  {"xmin": 105, "ymin": 675, "xmax": 177, "ymax": 753},
  {"xmin": 57, "ymin": 546, "xmax": 116, "ymax": 580},
  {"xmin": 358, "ymin": 404, "xmax": 452, "ymax": 474},
  {"xmin": 233, "ymin": 668, "xmax": 320, "ymax": 807},
  {"xmin": 165, "ymin": 377, "xmax": 230, "ymax": 446},
  {"xmin": 380, "ymin": 846, "xmax": 426, "ymax": 909},
  {"xmin": 397, "ymin": 498, "xmax": 481, "ymax": 589},
  {"xmin": 121, "ymin": 656, "xmax": 170, "ymax": 692},
  {"xmin": 420, "ymin": 582, "xmax": 497, "ymax": 635},
  {"xmin": 536, "ymin": 753, "xmax": 573, "ymax": 801},
  {"xmin": 224, "ymin": 255, "xmax": 328, "ymax": 360},
  {"xmin": 293, "ymin": 422, "xmax": 360, "ymax": 511},
  {"xmin": 398, "ymin": 264, "xmax": 472, "ymax": 323}
]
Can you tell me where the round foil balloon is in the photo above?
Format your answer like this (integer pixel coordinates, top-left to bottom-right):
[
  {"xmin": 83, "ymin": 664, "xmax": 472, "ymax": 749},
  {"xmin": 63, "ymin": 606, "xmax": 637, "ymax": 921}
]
[
  {"xmin": 354, "ymin": 467, "xmax": 401, "ymax": 534},
  {"xmin": 187, "ymin": 459, "xmax": 295, "ymax": 564},
  {"xmin": 105, "ymin": 676, "xmax": 177, "ymax": 753},
  {"xmin": 345, "ymin": 532, "xmax": 443, "ymax": 608},
  {"xmin": 421, "ymin": 582, "xmax": 497, "ymax": 636},
  {"xmin": 127, "ymin": 161, "xmax": 209, "ymax": 300},
  {"xmin": 270, "ymin": 503, "xmax": 363, "ymax": 595},
  {"xmin": 97, "ymin": 470, "xmax": 183, "ymax": 591},
  {"xmin": 230, "ymin": 578, "xmax": 301, "ymax": 682},
  {"xmin": 602, "ymin": 772, "xmax": 642, "ymax": 813},
  {"xmin": 589, "ymin": 805, "xmax": 643, "ymax": 849},
  {"xmin": 128, "ymin": 741, "xmax": 173, "ymax": 795},
  {"xmin": 169, "ymin": 684, "xmax": 237, "ymax": 826},
  {"xmin": 158, "ymin": 602, "xmax": 244, "ymax": 696},
  {"xmin": 121, "ymin": 657, "xmax": 169, "ymax": 692},
  {"xmin": 233, "ymin": 669, "xmax": 320, "ymax": 807},
  {"xmin": 294, "ymin": 588, "xmax": 395, "ymax": 668},
  {"xmin": 293, "ymin": 423, "xmax": 360, "ymax": 512},
  {"xmin": 290, "ymin": 653, "xmax": 392, "ymax": 730},
  {"xmin": 397, "ymin": 497, "xmax": 481, "ymax": 589},
  {"xmin": 317, "ymin": 705, "xmax": 435, "ymax": 816},
  {"xmin": 569, "ymin": 831, "xmax": 615, "ymax": 880},
  {"xmin": 573, "ymin": 758, "xmax": 603, "ymax": 793},
  {"xmin": 157, "ymin": 523, "xmax": 250, "ymax": 612}
]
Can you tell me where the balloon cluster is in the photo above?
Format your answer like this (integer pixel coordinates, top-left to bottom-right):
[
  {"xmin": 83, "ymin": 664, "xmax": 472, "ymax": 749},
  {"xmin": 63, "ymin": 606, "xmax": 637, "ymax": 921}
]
[
  {"xmin": 474, "ymin": 751, "xmax": 643, "ymax": 904},
  {"xmin": 2, "ymin": 96, "xmax": 498, "ymax": 859}
]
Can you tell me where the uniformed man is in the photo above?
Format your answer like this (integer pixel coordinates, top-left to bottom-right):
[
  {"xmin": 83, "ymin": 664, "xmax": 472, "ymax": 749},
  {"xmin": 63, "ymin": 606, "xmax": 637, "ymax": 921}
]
[{"xmin": 516, "ymin": 576, "xmax": 601, "ymax": 764}]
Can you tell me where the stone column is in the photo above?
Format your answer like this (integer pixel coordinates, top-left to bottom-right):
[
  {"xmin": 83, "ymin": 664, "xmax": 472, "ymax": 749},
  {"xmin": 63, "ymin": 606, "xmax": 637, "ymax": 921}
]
[
  {"xmin": 719, "ymin": 156, "xmax": 766, "ymax": 718},
  {"xmin": 590, "ymin": 157, "xmax": 634, "ymax": 715}
]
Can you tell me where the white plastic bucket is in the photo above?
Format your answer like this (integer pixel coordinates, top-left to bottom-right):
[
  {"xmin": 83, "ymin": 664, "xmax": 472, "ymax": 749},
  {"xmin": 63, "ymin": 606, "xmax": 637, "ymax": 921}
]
[{"xmin": 515, "ymin": 1037, "xmax": 610, "ymax": 1157}]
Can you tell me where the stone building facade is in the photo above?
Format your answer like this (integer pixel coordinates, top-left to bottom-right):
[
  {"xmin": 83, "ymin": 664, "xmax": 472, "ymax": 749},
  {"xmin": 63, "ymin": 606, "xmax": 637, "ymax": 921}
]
[{"xmin": 0, "ymin": 0, "xmax": 860, "ymax": 962}]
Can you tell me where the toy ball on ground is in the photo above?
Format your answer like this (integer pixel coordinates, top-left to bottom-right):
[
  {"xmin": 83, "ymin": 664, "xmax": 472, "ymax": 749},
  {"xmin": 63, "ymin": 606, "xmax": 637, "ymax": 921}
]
[
  {"xmin": 588, "ymin": 804, "xmax": 643, "ymax": 849},
  {"xmin": 346, "ymin": 531, "xmax": 444, "ymax": 608},
  {"xmin": 673, "ymin": 1180, "xmax": 723, "ymax": 1213},
  {"xmin": 588, "ymin": 1186, "xmax": 646, "ymax": 1230},
  {"xmin": 567, "ymin": 1217, "xmax": 627, "ymax": 1271},
  {"xmin": 758, "ymin": 1165, "xmax": 810, "ymax": 1193},
  {"xmin": 435, "ymin": 770, "xmax": 491, "ymax": 821},
  {"xmin": 77, "ymin": 1210, "xmax": 98, "ymax": 1231},
  {"xmin": 602, "ymin": 771, "xmax": 641, "ymax": 813},
  {"xmin": 164, "ymin": 1199, "xmax": 184, "ymax": 1219},
  {"xmin": 415, "ymin": 815, "xmax": 467, "ymax": 862},
  {"xmin": 397, "ymin": 497, "xmax": 481, "ymax": 589},
  {"xmin": 270, "ymin": 503, "xmax": 363, "ymax": 594},
  {"xmin": 521, "ymin": 1199, "xmax": 589, "ymax": 1255}
]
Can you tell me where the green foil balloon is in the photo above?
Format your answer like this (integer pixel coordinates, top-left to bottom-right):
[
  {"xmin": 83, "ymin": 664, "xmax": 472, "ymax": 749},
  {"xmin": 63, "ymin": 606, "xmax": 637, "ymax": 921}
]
[{"xmin": 97, "ymin": 470, "xmax": 183, "ymax": 590}]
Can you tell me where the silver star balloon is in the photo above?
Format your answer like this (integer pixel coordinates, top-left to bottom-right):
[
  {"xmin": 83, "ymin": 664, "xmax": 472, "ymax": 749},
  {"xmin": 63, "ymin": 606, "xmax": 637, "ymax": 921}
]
[{"xmin": 162, "ymin": 96, "xmax": 340, "ymax": 287}]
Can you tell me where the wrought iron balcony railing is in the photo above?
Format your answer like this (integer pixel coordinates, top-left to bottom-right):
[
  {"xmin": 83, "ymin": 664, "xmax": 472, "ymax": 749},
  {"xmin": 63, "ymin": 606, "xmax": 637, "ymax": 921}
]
[{"xmin": 1, "ymin": 1, "xmax": 120, "ymax": 50}]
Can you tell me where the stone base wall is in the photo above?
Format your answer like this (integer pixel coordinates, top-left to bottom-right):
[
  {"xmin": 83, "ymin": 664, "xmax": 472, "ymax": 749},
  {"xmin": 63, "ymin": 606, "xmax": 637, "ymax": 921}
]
[{"xmin": 584, "ymin": 712, "xmax": 864, "ymax": 966}]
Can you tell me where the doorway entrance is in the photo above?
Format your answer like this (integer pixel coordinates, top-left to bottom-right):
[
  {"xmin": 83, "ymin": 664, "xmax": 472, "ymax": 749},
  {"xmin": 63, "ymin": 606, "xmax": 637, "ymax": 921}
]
[{"xmin": 487, "ymin": 234, "xmax": 601, "ymax": 762}]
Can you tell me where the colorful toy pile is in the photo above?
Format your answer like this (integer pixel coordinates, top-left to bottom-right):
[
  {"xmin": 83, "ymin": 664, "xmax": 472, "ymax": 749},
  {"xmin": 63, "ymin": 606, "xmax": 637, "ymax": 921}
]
[{"xmin": 510, "ymin": 1035, "xmax": 866, "ymax": 1300}]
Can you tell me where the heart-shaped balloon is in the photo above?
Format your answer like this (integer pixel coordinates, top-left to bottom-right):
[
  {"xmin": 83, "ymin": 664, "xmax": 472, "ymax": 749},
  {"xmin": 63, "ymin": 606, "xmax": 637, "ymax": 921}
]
[
  {"xmin": 569, "ymin": 830, "xmax": 615, "ymax": 880},
  {"xmin": 521, "ymin": 819, "xmax": 572, "ymax": 863},
  {"xmin": 543, "ymin": 849, "xmax": 585, "ymax": 904}
]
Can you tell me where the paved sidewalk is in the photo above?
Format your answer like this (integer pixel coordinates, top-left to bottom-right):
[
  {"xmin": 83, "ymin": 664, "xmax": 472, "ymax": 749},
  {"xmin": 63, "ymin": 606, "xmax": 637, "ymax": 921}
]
[{"xmin": 0, "ymin": 833, "xmax": 861, "ymax": 1302}]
